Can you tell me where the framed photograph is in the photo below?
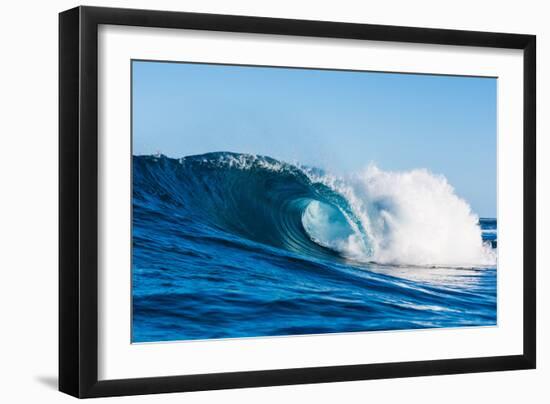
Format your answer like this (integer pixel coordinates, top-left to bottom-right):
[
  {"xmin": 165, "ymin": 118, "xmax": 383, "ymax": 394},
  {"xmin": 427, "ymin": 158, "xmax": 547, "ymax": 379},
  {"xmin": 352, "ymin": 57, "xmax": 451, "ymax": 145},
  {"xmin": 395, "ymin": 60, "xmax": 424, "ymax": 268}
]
[{"xmin": 59, "ymin": 6, "xmax": 536, "ymax": 398}]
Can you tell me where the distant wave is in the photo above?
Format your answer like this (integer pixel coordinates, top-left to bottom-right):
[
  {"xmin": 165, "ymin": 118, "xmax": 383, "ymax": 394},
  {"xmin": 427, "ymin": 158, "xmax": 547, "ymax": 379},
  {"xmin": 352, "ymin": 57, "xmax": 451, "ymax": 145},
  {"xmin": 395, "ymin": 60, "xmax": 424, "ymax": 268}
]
[{"xmin": 133, "ymin": 152, "xmax": 496, "ymax": 268}]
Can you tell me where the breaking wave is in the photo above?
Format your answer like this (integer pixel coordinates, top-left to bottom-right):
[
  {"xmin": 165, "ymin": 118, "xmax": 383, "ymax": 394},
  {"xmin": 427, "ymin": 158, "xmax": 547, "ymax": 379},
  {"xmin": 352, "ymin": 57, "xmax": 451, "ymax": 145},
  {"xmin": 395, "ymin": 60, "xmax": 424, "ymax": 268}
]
[{"xmin": 133, "ymin": 152, "xmax": 495, "ymax": 268}]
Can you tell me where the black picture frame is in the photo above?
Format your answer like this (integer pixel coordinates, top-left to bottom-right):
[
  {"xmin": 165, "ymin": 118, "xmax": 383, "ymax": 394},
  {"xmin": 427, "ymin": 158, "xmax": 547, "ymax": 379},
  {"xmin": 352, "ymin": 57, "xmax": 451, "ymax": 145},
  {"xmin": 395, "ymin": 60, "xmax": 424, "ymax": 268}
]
[{"xmin": 59, "ymin": 5, "xmax": 536, "ymax": 398}]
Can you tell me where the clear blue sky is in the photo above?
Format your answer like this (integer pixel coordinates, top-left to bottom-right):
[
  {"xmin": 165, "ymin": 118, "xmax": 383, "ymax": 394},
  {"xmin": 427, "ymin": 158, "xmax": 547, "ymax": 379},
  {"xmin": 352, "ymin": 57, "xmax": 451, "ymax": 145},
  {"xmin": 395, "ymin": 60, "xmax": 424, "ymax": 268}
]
[{"xmin": 132, "ymin": 60, "xmax": 496, "ymax": 217}]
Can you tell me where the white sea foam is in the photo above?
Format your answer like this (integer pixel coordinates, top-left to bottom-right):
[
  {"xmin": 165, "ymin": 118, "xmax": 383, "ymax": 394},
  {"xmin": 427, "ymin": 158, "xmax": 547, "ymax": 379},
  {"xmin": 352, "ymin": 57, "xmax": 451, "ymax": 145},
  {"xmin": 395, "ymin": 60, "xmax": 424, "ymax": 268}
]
[{"xmin": 304, "ymin": 164, "xmax": 496, "ymax": 268}]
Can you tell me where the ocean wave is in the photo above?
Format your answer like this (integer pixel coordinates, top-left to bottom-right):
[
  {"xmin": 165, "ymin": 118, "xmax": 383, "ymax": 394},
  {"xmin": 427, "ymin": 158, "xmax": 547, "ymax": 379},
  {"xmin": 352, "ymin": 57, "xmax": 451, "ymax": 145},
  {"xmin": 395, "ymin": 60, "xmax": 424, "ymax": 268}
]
[{"xmin": 133, "ymin": 152, "xmax": 496, "ymax": 268}]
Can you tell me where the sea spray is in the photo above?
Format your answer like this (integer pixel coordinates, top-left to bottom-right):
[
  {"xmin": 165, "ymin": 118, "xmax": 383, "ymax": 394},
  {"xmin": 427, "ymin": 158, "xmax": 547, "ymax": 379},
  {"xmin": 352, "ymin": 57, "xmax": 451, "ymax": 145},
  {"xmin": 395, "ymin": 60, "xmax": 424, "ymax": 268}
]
[
  {"xmin": 348, "ymin": 165, "xmax": 496, "ymax": 266},
  {"xmin": 303, "ymin": 164, "xmax": 496, "ymax": 267}
]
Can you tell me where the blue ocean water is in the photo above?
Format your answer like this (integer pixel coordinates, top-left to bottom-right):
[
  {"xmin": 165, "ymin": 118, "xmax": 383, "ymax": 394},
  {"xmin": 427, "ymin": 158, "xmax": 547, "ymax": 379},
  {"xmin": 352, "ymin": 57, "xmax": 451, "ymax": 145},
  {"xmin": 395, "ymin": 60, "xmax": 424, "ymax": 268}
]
[{"xmin": 132, "ymin": 153, "xmax": 497, "ymax": 343}]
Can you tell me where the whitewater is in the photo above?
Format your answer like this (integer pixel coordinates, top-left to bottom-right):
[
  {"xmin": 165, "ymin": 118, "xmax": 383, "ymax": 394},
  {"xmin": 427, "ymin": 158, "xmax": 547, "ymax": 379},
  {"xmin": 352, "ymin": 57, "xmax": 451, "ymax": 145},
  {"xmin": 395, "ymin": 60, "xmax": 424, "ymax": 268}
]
[{"xmin": 304, "ymin": 164, "xmax": 496, "ymax": 267}]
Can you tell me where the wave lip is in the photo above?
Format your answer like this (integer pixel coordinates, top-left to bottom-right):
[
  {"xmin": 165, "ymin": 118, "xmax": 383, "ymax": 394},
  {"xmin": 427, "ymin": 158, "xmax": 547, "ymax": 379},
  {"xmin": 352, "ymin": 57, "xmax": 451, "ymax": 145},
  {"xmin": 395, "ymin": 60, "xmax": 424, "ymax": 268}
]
[{"xmin": 133, "ymin": 152, "xmax": 496, "ymax": 268}]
